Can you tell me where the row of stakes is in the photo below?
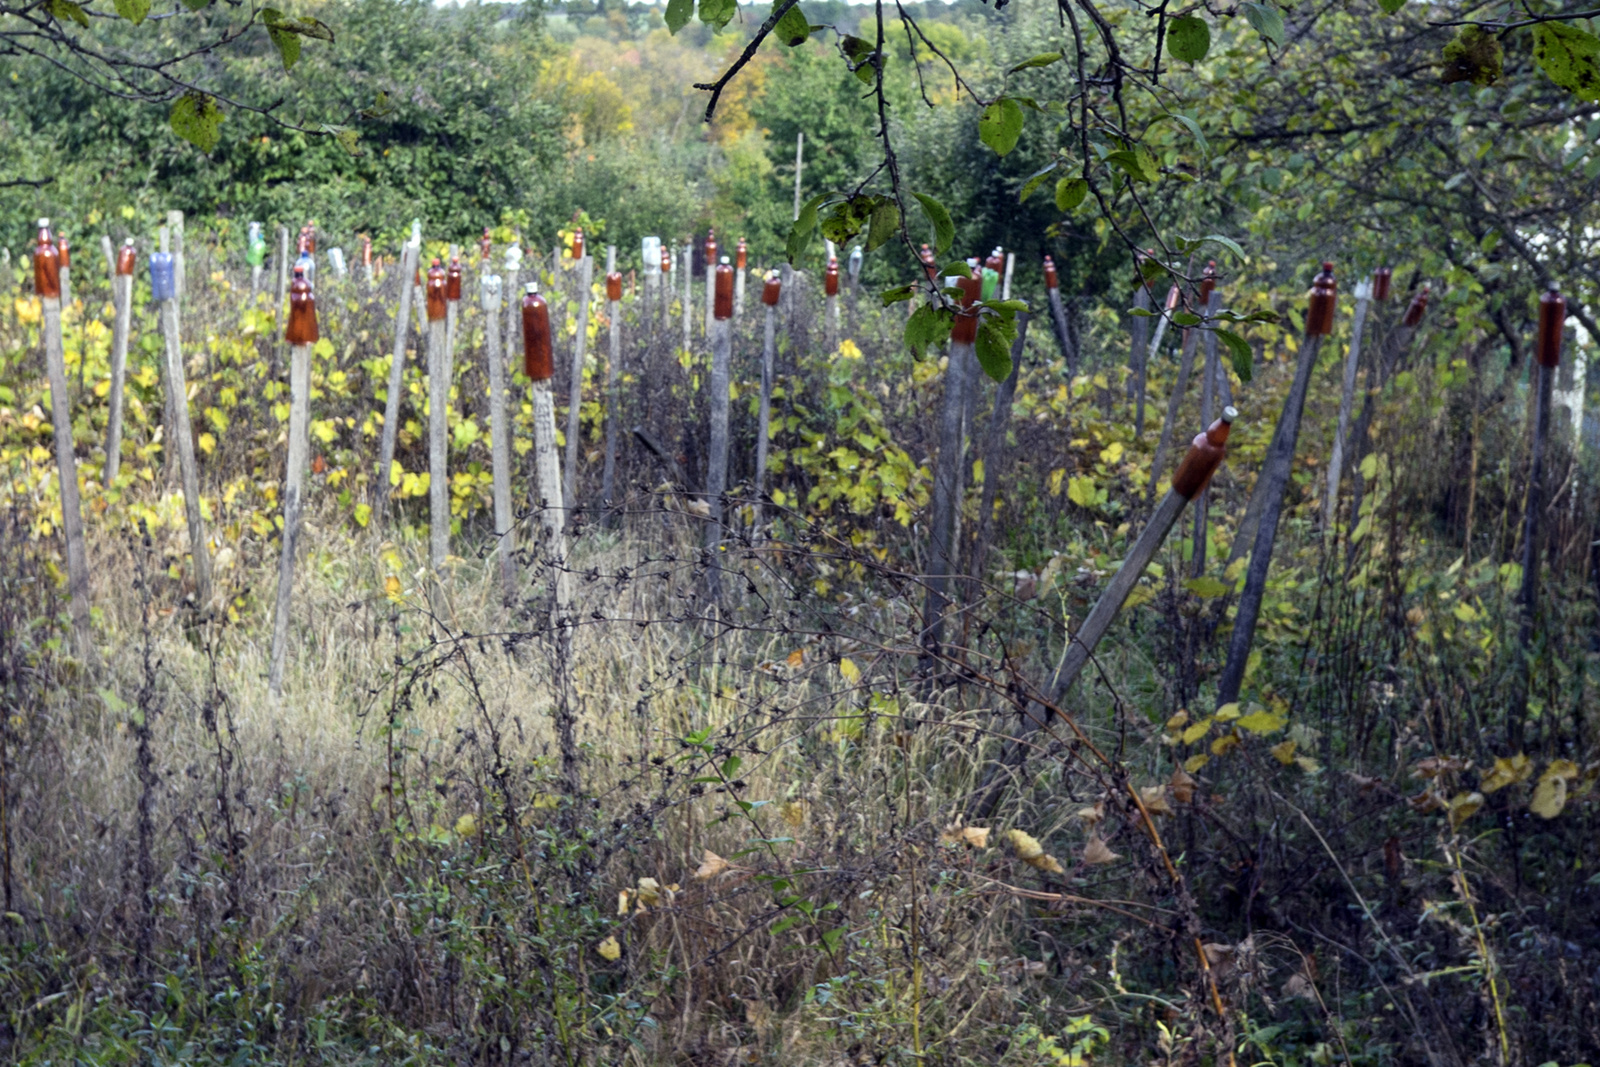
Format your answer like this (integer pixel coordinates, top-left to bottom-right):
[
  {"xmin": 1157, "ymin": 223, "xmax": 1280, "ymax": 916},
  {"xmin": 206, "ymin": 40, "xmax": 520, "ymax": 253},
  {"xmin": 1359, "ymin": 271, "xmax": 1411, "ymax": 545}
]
[{"xmin": 23, "ymin": 215, "xmax": 1572, "ymax": 713}]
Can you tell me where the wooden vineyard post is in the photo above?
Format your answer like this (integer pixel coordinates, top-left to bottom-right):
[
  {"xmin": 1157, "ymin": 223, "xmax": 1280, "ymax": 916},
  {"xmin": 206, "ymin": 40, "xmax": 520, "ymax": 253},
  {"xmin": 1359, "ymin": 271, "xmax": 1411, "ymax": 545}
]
[
  {"xmin": 375, "ymin": 238, "xmax": 419, "ymax": 526},
  {"xmin": 1043, "ymin": 255, "xmax": 1077, "ymax": 381},
  {"xmin": 601, "ymin": 248, "xmax": 624, "ymax": 514},
  {"xmin": 968, "ymin": 409, "xmax": 1237, "ymax": 819},
  {"xmin": 659, "ymin": 241, "xmax": 672, "ymax": 336},
  {"xmin": 445, "ymin": 253, "xmax": 462, "ymax": 373},
  {"xmin": 503, "ymin": 240, "xmax": 523, "ymax": 369},
  {"xmin": 167, "ymin": 210, "xmax": 185, "ymax": 296},
  {"xmin": 1324, "ymin": 269, "xmax": 1379, "ymax": 531},
  {"xmin": 1192, "ymin": 283, "xmax": 1224, "ymax": 577},
  {"xmin": 703, "ymin": 258, "xmax": 735, "ymax": 604},
  {"xmin": 754, "ymin": 270, "xmax": 781, "ymax": 532},
  {"xmin": 1517, "ymin": 287, "xmax": 1566, "ymax": 652},
  {"xmin": 424, "ymin": 258, "xmax": 451, "ymax": 575},
  {"xmin": 269, "ymin": 266, "xmax": 318, "ymax": 696},
  {"xmin": 482, "ymin": 267, "xmax": 516, "ymax": 604},
  {"xmin": 522, "ymin": 282, "xmax": 572, "ymax": 614},
  {"xmin": 921, "ymin": 269, "xmax": 982, "ymax": 668},
  {"xmin": 105, "ymin": 238, "xmax": 136, "ymax": 486},
  {"xmin": 1146, "ymin": 264, "xmax": 1211, "ymax": 505},
  {"xmin": 734, "ymin": 238, "xmax": 747, "ymax": 319},
  {"xmin": 1215, "ymin": 263, "xmax": 1337, "ymax": 707},
  {"xmin": 642, "ymin": 236, "xmax": 661, "ymax": 333},
  {"xmin": 35, "ymin": 221, "xmax": 91, "ymax": 639},
  {"xmin": 151, "ymin": 238, "xmax": 212, "ymax": 609},
  {"xmin": 680, "ymin": 244, "xmax": 692, "ymax": 357},
  {"xmin": 563, "ymin": 246, "xmax": 593, "ymax": 516}
]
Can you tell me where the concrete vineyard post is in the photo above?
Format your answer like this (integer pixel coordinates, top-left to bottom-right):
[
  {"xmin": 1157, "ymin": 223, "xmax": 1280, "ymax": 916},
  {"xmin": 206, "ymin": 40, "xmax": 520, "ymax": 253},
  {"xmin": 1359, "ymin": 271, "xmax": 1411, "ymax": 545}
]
[
  {"xmin": 792, "ymin": 132, "xmax": 804, "ymax": 220},
  {"xmin": 425, "ymin": 259, "xmax": 451, "ymax": 575},
  {"xmin": 968, "ymin": 311, "xmax": 1028, "ymax": 589},
  {"xmin": 1129, "ymin": 266, "xmax": 1152, "ymax": 434},
  {"xmin": 1215, "ymin": 263, "xmax": 1337, "ymax": 707},
  {"xmin": 1043, "ymin": 255, "xmax": 1077, "ymax": 380},
  {"xmin": 754, "ymin": 271, "xmax": 781, "ymax": 532},
  {"xmin": 151, "ymin": 240, "xmax": 212, "ymax": 610},
  {"xmin": 703, "ymin": 230, "xmax": 717, "ymax": 338},
  {"xmin": 269, "ymin": 266, "xmax": 318, "ymax": 696},
  {"xmin": 1517, "ymin": 286, "xmax": 1566, "ymax": 654},
  {"xmin": 1324, "ymin": 271, "xmax": 1379, "ymax": 531},
  {"xmin": 375, "ymin": 239, "xmax": 419, "ymax": 526},
  {"xmin": 563, "ymin": 250, "xmax": 593, "ymax": 516},
  {"xmin": 503, "ymin": 241, "xmax": 523, "ymax": 371},
  {"xmin": 522, "ymin": 282, "xmax": 572, "ymax": 616},
  {"xmin": 602, "ymin": 248, "xmax": 623, "ymax": 514},
  {"xmin": 642, "ymin": 236, "xmax": 661, "ymax": 334},
  {"xmin": 704, "ymin": 257, "xmax": 735, "ymax": 603},
  {"xmin": 104, "ymin": 238, "xmax": 136, "ymax": 486},
  {"xmin": 35, "ymin": 221, "xmax": 91, "ymax": 640},
  {"xmin": 482, "ymin": 271, "xmax": 516, "ymax": 604},
  {"xmin": 921, "ymin": 270, "xmax": 982, "ymax": 666},
  {"xmin": 681, "ymin": 245, "xmax": 692, "ymax": 357}
]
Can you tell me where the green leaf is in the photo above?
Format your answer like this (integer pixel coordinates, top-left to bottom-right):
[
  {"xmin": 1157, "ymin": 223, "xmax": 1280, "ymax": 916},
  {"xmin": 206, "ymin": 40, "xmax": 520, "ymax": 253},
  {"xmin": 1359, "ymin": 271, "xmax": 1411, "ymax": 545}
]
[
  {"xmin": 664, "ymin": 0, "xmax": 693, "ymax": 34},
  {"xmin": 1532, "ymin": 22, "xmax": 1600, "ymax": 103},
  {"xmin": 112, "ymin": 0, "xmax": 149, "ymax": 25},
  {"xmin": 1172, "ymin": 113, "xmax": 1209, "ymax": 157},
  {"xmin": 773, "ymin": 0, "xmax": 809, "ymax": 46},
  {"xmin": 323, "ymin": 124, "xmax": 362, "ymax": 156},
  {"xmin": 699, "ymin": 0, "xmax": 737, "ymax": 29},
  {"xmin": 820, "ymin": 195, "xmax": 877, "ymax": 246},
  {"xmin": 49, "ymin": 0, "xmax": 89, "ymax": 27},
  {"xmin": 911, "ymin": 192, "xmax": 954, "ymax": 255},
  {"xmin": 1184, "ymin": 576, "xmax": 1229, "ymax": 598},
  {"xmin": 1376, "ymin": 0, "xmax": 1405, "ymax": 13},
  {"xmin": 262, "ymin": 7, "xmax": 334, "ymax": 71},
  {"xmin": 1018, "ymin": 162, "xmax": 1059, "ymax": 204},
  {"xmin": 975, "ymin": 318, "xmax": 1014, "ymax": 382},
  {"xmin": 786, "ymin": 192, "xmax": 827, "ymax": 265},
  {"xmin": 170, "ymin": 92, "xmax": 224, "ymax": 154},
  {"xmin": 1055, "ymin": 177, "xmax": 1088, "ymax": 212},
  {"xmin": 1008, "ymin": 51, "xmax": 1063, "ymax": 73},
  {"xmin": 880, "ymin": 284, "xmax": 915, "ymax": 306},
  {"xmin": 1242, "ymin": 2, "xmax": 1284, "ymax": 47},
  {"xmin": 180, "ymin": 0, "xmax": 211, "ymax": 9},
  {"xmin": 904, "ymin": 303, "xmax": 952, "ymax": 359},
  {"xmin": 1216, "ymin": 329, "xmax": 1253, "ymax": 382},
  {"xmin": 865, "ymin": 200, "xmax": 899, "ymax": 253},
  {"xmin": 1202, "ymin": 234, "xmax": 1247, "ymax": 262},
  {"xmin": 1106, "ymin": 148, "xmax": 1159, "ymax": 184},
  {"xmin": 1173, "ymin": 311, "xmax": 1203, "ymax": 326},
  {"xmin": 1167, "ymin": 16, "xmax": 1211, "ymax": 63},
  {"xmin": 979, "ymin": 98, "xmax": 1025, "ymax": 157},
  {"xmin": 268, "ymin": 23, "xmax": 302, "ymax": 71},
  {"xmin": 720, "ymin": 755, "xmax": 743, "ymax": 778}
]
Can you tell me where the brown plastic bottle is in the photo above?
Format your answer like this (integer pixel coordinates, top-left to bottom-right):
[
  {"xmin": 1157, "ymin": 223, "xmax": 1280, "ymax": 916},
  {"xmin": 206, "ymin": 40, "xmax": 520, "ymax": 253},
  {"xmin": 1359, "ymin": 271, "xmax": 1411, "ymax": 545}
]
[
  {"xmin": 920, "ymin": 244, "xmax": 938, "ymax": 284},
  {"xmin": 286, "ymin": 266, "xmax": 319, "ymax": 345},
  {"xmin": 34, "ymin": 218, "xmax": 60, "ymax": 299},
  {"xmin": 446, "ymin": 256, "xmax": 462, "ymax": 302},
  {"xmin": 1171, "ymin": 408, "xmax": 1237, "ymax": 498},
  {"xmin": 824, "ymin": 258, "xmax": 840, "ymax": 297},
  {"xmin": 1199, "ymin": 260, "xmax": 1217, "ymax": 303},
  {"xmin": 761, "ymin": 271, "xmax": 781, "ymax": 306},
  {"xmin": 1402, "ymin": 285, "xmax": 1431, "ymax": 328},
  {"xmin": 714, "ymin": 257, "xmax": 734, "ymax": 320},
  {"xmin": 1043, "ymin": 255, "xmax": 1059, "ymax": 291},
  {"xmin": 479, "ymin": 227, "xmax": 492, "ymax": 262},
  {"xmin": 1537, "ymin": 285, "xmax": 1565, "ymax": 368},
  {"xmin": 361, "ymin": 234, "xmax": 373, "ymax": 270},
  {"xmin": 57, "ymin": 234, "xmax": 70, "ymax": 269},
  {"xmin": 521, "ymin": 283, "xmax": 553, "ymax": 381},
  {"xmin": 661, "ymin": 246, "xmax": 672, "ymax": 275},
  {"xmin": 1372, "ymin": 267, "xmax": 1392, "ymax": 302},
  {"xmin": 116, "ymin": 238, "xmax": 136, "ymax": 276},
  {"xmin": 426, "ymin": 259, "xmax": 448, "ymax": 321},
  {"xmin": 950, "ymin": 271, "xmax": 982, "ymax": 345},
  {"xmin": 606, "ymin": 270, "xmax": 623, "ymax": 302},
  {"xmin": 735, "ymin": 238, "xmax": 747, "ymax": 270},
  {"xmin": 570, "ymin": 228, "xmax": 585, "ymax": 262},
  {"xmin": 704, "ymin": 228, "xmax": 718, "ymax": 267},
  {"xmin": 1305, "ymin": 262, "xmax": 1336, "ymax": 337}
]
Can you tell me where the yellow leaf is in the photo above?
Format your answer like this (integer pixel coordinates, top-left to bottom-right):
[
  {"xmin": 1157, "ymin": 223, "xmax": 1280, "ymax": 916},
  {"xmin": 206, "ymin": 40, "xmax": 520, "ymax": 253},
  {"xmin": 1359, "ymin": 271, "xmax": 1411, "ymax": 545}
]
[
  {"xmin": 597, "ymin": 936, "xmax": 621, "ymax": 961},
  {"xmin": 1479, "ymin": 754, "xmax": 1532, "ymax": 794},
  {"xmin": 1530, "ymin": 776, "xmax": 1567, "ymax": 819},
  {"xmin": 1169, "ymin": 767, "xmax": 1196, "ymax": 804},
  {"xmin": 693, "ymin": 850, "xmax": 730, "ymax": 880},
  {"xmin": 1447, "ymin": 791, "xmax": 1484, "ymax": 829},
  {"xmin": 1076, "ymin": 801, "xmax": 1105, "ymax": 826},
  {"xmin": 786, "ymin": 648, "xmax": 804, "ymax": 669},
  {"xmin": 1270, "ymin": 740, "xmax": 1297, "ymax": 765},
  {"xmin": 1236, "ymin": 708, "xmax": 1288, "ymax": 736},
  {"xmin": 1211, "ymin": 733, "xmax": 1241, "ymax": 756},
  {"xmin": 1293, "ymin": 755, "xmax": 1321, "ymax": 774},
  {"xmin": 961, "ymin": 826, "xmax": 991, "ymax": 849},
  {"xmin": 1184, "ymin": 753, "xmax": 1211, "ymax": 773},
  {"xmin": 1139, "ymin": 785, "xmax": 1173, "ymax": 817},
  {"xmin": 453, "ymin": 814, "xmax": 477, "ymax": 837},
  {"xmin": 617, "ymin": 889, "xmax": 631, "ymax": 915},
  {"xmin": 197, "ymin": 432, "xmax": 216, "ymax": 455},
  {"xmin": 384, "ymin": 574, "xmax": 403, "ymax": 603},
  {"xmin": 636, "ymin": 877, "xmax": 662, "ymax": 908},
  {"xmin": 1025, "ymin": 852, "xmax": 1065, "ymax": 874},
  {"xmin": 1005, "ymin": 828, "xmax": 1045, "ymax": 860},
  {"xmin": 1181, "ymin": 719, "xmax": 1213, "ymax": 744},
  {"xmin": 779, "ymin": 800, "xmax": 808, "ymax": 827},
  {"xmin": 1214, "ymin": 702, "xmax": 1241, "ymax": 722},
  {"xmin": 1083, "ymin": 836, "xmax": 1120, "ymax": 865},
  {"xmin": 1165, "ymin": 710, "xmax": 1189, "ymax": 731},
  {"xmin": 839, "ymin": 657, "xmax": 860, "ymax": 685}
]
